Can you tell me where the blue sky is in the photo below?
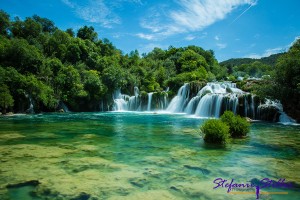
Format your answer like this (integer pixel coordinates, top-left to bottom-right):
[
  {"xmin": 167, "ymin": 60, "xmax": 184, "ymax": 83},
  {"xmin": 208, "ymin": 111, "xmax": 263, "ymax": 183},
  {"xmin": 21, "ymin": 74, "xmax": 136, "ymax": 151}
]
[{"xmin": 1, "ymin": 0, "xmax": 300, "ymax": 61}]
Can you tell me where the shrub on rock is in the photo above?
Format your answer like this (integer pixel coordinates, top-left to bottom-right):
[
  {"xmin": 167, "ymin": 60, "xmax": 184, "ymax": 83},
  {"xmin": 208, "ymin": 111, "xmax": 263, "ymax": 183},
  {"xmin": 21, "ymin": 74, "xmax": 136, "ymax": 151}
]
[
  {"xmin": 220, "ymin": 111, "xmax": 250, "ymax": 138},
  {"xmin": 200, "ymin": 119, "xmax": 230, "ymax": 144}
]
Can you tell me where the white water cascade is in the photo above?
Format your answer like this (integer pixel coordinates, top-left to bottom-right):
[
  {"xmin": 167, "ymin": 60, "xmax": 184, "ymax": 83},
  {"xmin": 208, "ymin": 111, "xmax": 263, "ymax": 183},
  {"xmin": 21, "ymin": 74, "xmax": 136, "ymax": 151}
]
[
  {"xmin": 167, "ymin": 82, "xmax": 255, "ymax": 118},
  {"xmin": 113, "ymin": 89, "xmax": 129, "ymax": 111},
  {"xmin": 109, "ymin": 83, "xmax": 295, "ymax": 123},
  {"xmin": 147, "ymin": 93, "xmax": 153, "ymax": 111},
  {"xmin": 166, "ymin": 83, "xmax": 190, "ymax": 113},
  {"xmin": 128, "ymin": 86, "xmax": 141, "ymax": 111},
  {"xmin": 112, "ymin": 87, "xmax": 168, "ymax": 112},
  {"xmin": 25, "ymin": 93, "xmax": 34, "ymax": 114},
  {"xmin": 257, "ymin": 99, "xmax": 296, "ymax": 124},
  {"xmin": 59, "ymin": 101, "xmax": 70, "ymax": 112}
]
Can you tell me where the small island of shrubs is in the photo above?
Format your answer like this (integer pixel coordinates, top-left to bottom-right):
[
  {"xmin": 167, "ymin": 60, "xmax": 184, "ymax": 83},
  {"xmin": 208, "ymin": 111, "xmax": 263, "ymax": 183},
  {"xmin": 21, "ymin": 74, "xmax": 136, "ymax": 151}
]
[{"xmin": 200, "ymin": 111, "xmax": 250, "ymax": 144}]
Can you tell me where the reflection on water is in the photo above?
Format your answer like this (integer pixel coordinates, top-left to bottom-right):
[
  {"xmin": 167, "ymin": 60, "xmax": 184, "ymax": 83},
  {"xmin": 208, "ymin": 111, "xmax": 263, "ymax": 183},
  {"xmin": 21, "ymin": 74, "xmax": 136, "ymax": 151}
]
[{"xmin": 0, "ymin": 112, "xmax": 299, "ymax": 199}]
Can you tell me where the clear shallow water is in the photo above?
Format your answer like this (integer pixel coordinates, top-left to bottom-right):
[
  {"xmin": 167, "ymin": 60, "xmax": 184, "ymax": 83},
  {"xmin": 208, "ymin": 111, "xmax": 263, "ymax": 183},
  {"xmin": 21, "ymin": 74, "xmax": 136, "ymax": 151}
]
[{"xmin": 0, "ymin": 112, "xmax": 299, "ymax": 200}]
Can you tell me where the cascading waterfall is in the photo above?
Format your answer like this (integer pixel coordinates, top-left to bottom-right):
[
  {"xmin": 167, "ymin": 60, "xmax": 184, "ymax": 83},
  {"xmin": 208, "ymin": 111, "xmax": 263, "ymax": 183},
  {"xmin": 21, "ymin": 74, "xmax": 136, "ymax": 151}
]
[
  {"xmin": 166, "ymin": 83, "xmax": 190, "ymax": 113},
  {"xmin": 128, "ymin": 87, "xmax": 141, "ymax": 111},
  {"xmin": 109, "ymin": 83, "xmax": 295, "ymax": 123},
  {"xmin": 25, "ymin": 93, "xmax": 34, "ymax": 114},
  {"xmin": 58, "ymin": 101, "xmax": 70, "ymax": 112},
  {"xmin": 257, "ymin": 99, "xmax": 295, "ymax": 123},
  {"xmin": 112, "ymin": 87, "xmax": 168, "ymax": 112},
  {"xmin": 184, "ymin": 96, "xmax": 201, "ymax": 114},
  {"xmin": 251, "ymin": 96, "xmax": 255, "ymax": 119},
  {"xmin": 167, "ymin": 82, "xmax": 258, "ymax": 119},
  {"xmin": 113, "ymin": 89, "xmax": 129, "ymax": 111},
  {"xmin": 147, "ymin": 93, "xmax": 153, "ymax": 111},
  {"xmin": 191, "ymin": 83, "xmax": 241, "ymax": 117}
]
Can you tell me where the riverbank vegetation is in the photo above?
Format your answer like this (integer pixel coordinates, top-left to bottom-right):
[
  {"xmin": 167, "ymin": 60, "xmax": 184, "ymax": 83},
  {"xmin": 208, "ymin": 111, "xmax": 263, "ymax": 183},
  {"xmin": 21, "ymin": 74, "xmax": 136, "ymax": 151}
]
[{"xmin": 0, "ymin": 10, "xmax": 299, "ymax": 121}]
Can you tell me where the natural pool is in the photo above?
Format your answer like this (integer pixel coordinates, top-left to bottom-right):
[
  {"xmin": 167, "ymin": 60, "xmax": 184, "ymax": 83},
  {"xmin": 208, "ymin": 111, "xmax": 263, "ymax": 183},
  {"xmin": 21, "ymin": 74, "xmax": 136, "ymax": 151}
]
[{"xmin": 0, "ymin": 112, "xmax": 299, "ymax": 200}]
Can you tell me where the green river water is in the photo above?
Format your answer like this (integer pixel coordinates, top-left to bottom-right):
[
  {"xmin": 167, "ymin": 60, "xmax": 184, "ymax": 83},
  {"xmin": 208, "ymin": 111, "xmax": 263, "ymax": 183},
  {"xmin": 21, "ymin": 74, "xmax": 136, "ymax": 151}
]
[{"xmin": 0, "ymin": 112, "xmax": 299, "ymax": 200}]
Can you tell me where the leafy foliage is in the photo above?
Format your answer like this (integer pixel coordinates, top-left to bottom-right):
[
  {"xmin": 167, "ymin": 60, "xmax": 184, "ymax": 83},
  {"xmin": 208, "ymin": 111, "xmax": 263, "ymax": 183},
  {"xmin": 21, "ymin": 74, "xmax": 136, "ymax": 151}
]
[
  {"xmin": 0, "ymin": 84, "xmax": 14, "ymax": 114},
  {"xmin": 220, "ymin": 111, "xmax": 250, "ymax": 138},
  {"xmin": 200, "ymin": 119, "xmax": 230, "ymax": 144}
]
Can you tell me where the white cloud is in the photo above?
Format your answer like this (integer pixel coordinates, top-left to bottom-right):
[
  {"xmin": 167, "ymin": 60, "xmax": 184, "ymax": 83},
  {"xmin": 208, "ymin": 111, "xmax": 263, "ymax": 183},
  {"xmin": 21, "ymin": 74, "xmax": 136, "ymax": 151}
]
[
  {"xmin": 245, "ymin": 36, "xmax": 300, "ymax": 59},
  {"xmin": 246, "ymin": 47, "xmax": 284, "ymax": 59},
  {"xmin": 217, "ymin": 43, "xmax": 227, "ymax": 49},
  {"xmin": 185, "ymin": 35, "xmax": 196, "ymax": 41},
  {"xmin": 215, "ymin": 36, "xmax": 220, "ymax": 41},
  {"xmin": 61, "ymin": 0, "xmax": 140, "ymax": 28},
  {"xmin": 136, "ymin": 33, "xmax": 155, "ymax": 40},
  {"xmin": 138, "ymin": 0, "xmax": 256, "ymax": 40},
  {"xmin": 170, "ymin": 0, "xmax": 255, "ymax": 31},
  {"xmin": 62, "ymin": 0, "xmax": 75, "ymax": 8},
  {"xmin": 288, "ymin": 36, "xmax": 300, "ymax": 47}
]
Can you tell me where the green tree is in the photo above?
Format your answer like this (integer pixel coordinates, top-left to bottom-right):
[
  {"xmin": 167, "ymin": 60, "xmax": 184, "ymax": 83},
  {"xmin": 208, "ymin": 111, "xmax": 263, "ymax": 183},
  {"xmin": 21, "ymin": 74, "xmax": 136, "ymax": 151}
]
[
  {"xmin": 2, "ymin": 38, "xmax": 43, "ymax": 74},
  {"xmin": 0, "ymin": 10, "xmax": 10, "ymax": 36},
  {"xmin": 66, "ymin": 28, "xmax": 75, "ymax": 37},
  {"xmin": 273, "ymin": 39, "xmax": 300, "ymax": 121},
  {"xmin": 0, "ymin": 84, "xmax": 14, "ymax": 114},
  {"xmin": 83, "ymin": 70, "xmax": 106, "ymax": 101},
  {"xmin": 11, "ymin": 17, "xmax": 42, "ymax": 39},
  {"xmin": 200, "ymin": 119, "xmax": 230, "ymax": 144},
  {"xmin": 77, "ymin": 26, "xmax": 98, "ymax": 42},
  {"xmin": 220, "ymin": 111, "xmax": 250, "ymax": 138},
  {"xmin": 32, "ymin": 15, "xmax": 56, "ymax": 33}
]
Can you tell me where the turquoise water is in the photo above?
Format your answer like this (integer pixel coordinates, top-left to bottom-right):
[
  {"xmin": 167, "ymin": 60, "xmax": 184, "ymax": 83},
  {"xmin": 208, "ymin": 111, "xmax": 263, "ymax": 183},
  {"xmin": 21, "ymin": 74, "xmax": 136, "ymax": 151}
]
[{"xmin": 0, "ymin": 112, "xmax": 299, "ymax": 200}]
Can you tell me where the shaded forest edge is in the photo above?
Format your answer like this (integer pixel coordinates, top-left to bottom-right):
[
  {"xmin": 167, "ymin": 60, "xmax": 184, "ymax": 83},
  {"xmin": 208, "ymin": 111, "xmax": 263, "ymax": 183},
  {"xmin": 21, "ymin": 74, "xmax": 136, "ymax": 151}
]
[{"xmin": 0, "ymin": 10, "xmax": 299, "ymax": 122}]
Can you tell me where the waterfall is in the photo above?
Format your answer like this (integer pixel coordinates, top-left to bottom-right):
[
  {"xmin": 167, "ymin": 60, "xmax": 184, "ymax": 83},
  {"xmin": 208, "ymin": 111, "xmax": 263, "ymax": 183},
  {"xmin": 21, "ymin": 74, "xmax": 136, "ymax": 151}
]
[
  {"xmin": 184, "ymin": 96, "xmax": 201, "ymax": 114},
  {"xmin": 147, "ymin": 93, "xmax": 153, "ymax": 111},
  {"xmin": 251, "ymin": 96, "xmax": 255, "ymax": 119},
  {"xmin": 257, "ymin": 99, "xmax": 296, "ymax": 123},
  {"xmin": 279, "ymin": 112, "xmax": 296, "ymax": 124},
  {"xmin": 111, "ymin": 87, "xmax": 168, "ymax": 112},
  {"xmin": 167, "ymin": 83, "xmax": 190, "ymax": 113},
  {"xmin": 165, "ymin": 82, "xmax": 244, "ymax": 117},
  {"xmin": 127, "ymin": 86, "xmax": 141, "ymax": 111},
  {"xmin": 25, "ymin": 93, "xmax": 34, "ymax": 114},
  {"xmin": 113, "ymin": 89, "xmax": 129, "ymax": 111},
  {"xmin": 134, "ymin": 86, "xmax": 139, "ymax": 97},
  {"xmin": 59, "ymin": 101, "xmax": 70, "ymax": 112},
  {"xmin": 107, "ymin": 83, "xmax": 295, "ymax": 123}
]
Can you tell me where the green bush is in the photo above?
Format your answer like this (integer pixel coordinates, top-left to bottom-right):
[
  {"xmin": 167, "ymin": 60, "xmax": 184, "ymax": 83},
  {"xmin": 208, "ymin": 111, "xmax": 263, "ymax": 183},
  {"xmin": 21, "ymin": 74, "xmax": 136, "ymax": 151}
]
[
  {"xmin": 200, "ymin": 119, "xmax": 230, "ymax": 144},
  {"xmin": 220, "ymin": 111, "xmax": 250, "ymax": 138}
]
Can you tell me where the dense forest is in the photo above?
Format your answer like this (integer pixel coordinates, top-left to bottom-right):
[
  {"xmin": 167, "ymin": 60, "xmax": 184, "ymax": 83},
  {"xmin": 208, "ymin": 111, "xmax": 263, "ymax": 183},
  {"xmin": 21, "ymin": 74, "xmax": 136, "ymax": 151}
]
[{"xmin": 0, "ymin": 10, "xmax": 299, "ymax": 122}]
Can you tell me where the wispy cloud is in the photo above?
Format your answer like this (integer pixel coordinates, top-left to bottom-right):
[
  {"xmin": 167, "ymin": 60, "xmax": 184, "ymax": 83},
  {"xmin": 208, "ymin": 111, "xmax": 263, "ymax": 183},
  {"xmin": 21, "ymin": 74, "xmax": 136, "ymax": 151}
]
[
  {"xmin": 138, "ymin": 0, "xmax": 257, "ymax": 40},
  {"xmin": 246, "ymin": 47, "xmax": 284, "ymax": 59},
  {"xmin": 245, "ymin": 36, "xmax": 300, "ymax": 58},
  {"xmin": 288, "ymin": 35, "xmax": 300, "ymax": 47},
  {"xmin": 217, "ymin": 43, "xmax": 227, "ymax": 49},
  {"xmin": 215, "ymin": 36, "xmax": 220, "ymax": 41},
  {"xmin": 185, "ymin": 35, "xmax": 196, "ymax": 41},
  {"xmin": 61, "ymin": 0, "xmax": 140, "ymax": 28},
  {"xmin": 136, "ymin": 33, "xmax": 155, "ymax": 40}
]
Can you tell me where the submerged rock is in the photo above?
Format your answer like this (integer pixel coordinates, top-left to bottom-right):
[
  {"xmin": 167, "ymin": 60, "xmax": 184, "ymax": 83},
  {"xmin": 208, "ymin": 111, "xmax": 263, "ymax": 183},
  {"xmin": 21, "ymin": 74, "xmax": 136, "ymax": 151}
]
[
  {"xmin": 183, "ymin": 165, "xmax": 211, "ymax": 175},
  {"xmin": 6, "ymin": 180, "xmax": 40, "ymax": 188},
  {"xmin": 70, "ymin": 192, "xmax": 91, "ymax": 200}
]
